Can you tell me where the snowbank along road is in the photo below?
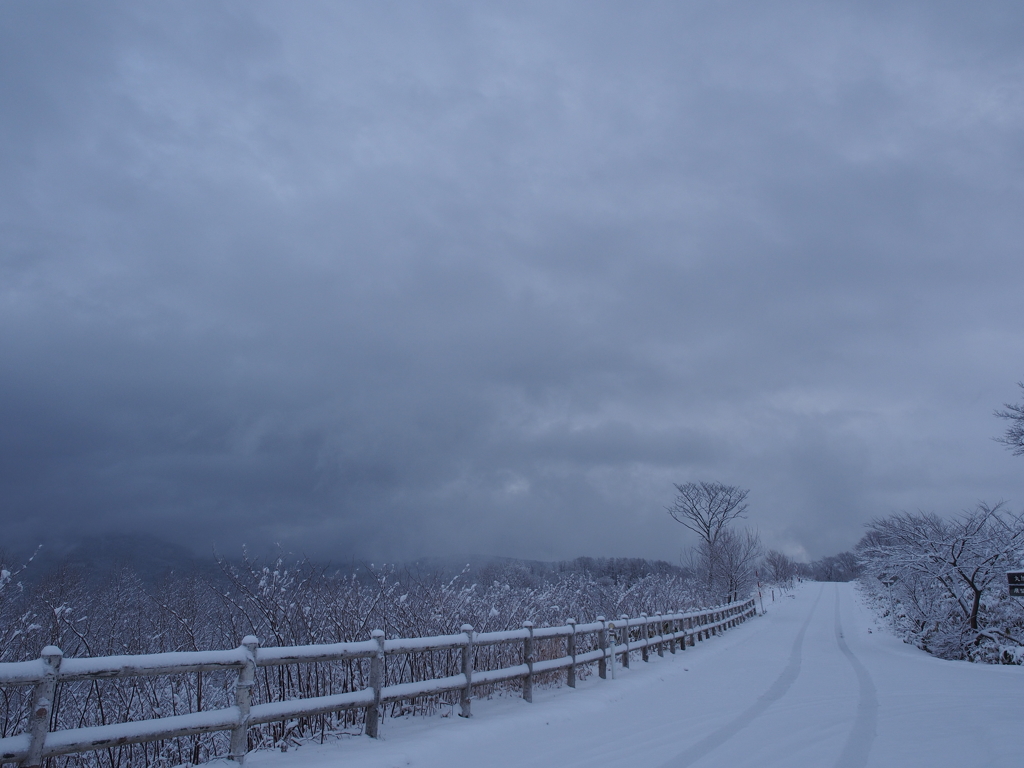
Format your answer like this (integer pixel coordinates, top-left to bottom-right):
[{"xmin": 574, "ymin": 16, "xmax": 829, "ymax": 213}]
[{"xmin": 237, "ymin": 583, "xmax": 1024, "ymax": 768}]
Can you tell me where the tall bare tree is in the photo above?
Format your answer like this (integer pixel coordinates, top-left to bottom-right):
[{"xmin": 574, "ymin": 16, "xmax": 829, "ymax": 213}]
[
  {"xmin": 668, "ymin": 482, "xmax": 754, "ymax": 601},
  {"xmin": 666, "ymin": 481, "xmax": 749, "ymax": 546}
]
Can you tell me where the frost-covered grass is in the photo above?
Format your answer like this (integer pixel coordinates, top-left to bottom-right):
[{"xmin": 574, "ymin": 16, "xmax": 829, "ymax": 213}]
[{"xmin": 0, "ymin": 553, "xmax": 711, "ymax": 767}]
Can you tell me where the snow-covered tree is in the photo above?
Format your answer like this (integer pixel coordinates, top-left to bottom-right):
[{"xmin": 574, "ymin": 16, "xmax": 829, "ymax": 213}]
[{"xmin": 858, "ymin": 503, "xmax": 1024, "ymax": 661}]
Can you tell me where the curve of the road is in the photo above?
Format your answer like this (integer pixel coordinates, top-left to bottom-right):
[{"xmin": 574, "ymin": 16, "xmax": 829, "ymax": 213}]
[
  {"xmin": 663, "ymin": 584, "xmax": 882, "ymax": 768},
  {"xmin": 661, "ymin": 586, "xmax": 824, "ymax": 767}
]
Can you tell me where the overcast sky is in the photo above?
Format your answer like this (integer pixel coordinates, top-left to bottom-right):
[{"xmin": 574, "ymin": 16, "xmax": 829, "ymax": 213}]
[{"xmin": 2, "ymin": 1, "xmax": 1023, "ymax": 564}]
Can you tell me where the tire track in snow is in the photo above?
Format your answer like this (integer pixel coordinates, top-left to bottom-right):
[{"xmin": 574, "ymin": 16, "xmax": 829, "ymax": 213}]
[
  {"xmin": 832, "ymin": 586, "xmax": 877, "ymax": 768},
  {"xmin": 660, "ymin": 585, "xmax": 824, "ymax": 768}
]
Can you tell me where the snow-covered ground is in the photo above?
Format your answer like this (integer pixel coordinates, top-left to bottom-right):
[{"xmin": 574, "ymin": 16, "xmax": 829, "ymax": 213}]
[{"xmin": 232, "ymin": 582, "xmax": 1024, "ymax": 768}]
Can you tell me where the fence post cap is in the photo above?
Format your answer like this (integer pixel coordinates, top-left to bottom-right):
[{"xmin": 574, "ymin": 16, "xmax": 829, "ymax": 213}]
[
  {"xmin": 522, "ymin": 621, "xmax": 534, "ymax": 628},
  {"xmin": 460, "ymin": 624, "xmax": 474, "ymax": 633},
  {"xmin": 241, "ymin": 635, "xmax": 259, "ymax": 647},
  {"xmin": 620, "ymin": 614, "xmax": 628, "ymax": 620},
  {"xmin": 370, "ymin": 629, "xmax": 385, "ymax": 639},
  {"xmin": 566, "ymin": 617, "xmax": 576, "ymax": 625},
  {"xmin": 596, "ymin": 615, "xmax": 605, "ymax": 622},
  {"xmin": 40, "ymin": 645, "xmax": 63, "ymax": 659}
]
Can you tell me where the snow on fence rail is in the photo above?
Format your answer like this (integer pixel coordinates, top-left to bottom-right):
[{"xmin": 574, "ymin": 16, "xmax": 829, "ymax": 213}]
[{"xmin": 0, "ymin": 598, "xmax": 756, "ymax": 767}]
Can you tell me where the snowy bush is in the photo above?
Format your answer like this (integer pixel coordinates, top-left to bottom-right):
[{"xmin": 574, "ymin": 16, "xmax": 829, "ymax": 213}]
[{"xmin": 857, "ymin": 503, "xmax": 1024, "ymax": 663}]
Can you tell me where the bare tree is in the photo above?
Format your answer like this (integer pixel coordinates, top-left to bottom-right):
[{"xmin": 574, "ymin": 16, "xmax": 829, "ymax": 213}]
[
  {"xmin": 716, "ymin": 528, "xmax": 763, "ymax": 603},
  {"xmin": 805, "ymin": 552, "xmax": 861, "ymax": 582},
  {"xmin": 763, "ymin": 549, "xmax": 797, "ymax": 586},
  {"xmin": 686, "ymin": 528, "xmax": 762, "ymax": 603},
  {"xmin": 995, "ymin": 381, "xmax": 1024, "ymax": 455},
  {"xmin": 667, "ymin": 482, "xmax": 750, "ymax": 546},
  {"xmin": 668, "ymin": 482, "xmax": 755, "ymax": 602}
]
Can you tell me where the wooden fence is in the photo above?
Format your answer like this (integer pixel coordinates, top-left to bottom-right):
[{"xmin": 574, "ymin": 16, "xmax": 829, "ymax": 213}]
[{"xmin": 0, "ymin": 598, "xmax": 756, "ymax": 767}]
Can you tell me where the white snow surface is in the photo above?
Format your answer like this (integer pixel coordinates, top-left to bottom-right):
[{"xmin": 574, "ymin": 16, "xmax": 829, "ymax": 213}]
[{"xmin": 227, "ymin": 583, "xmax": 1024, "ymax": 768}]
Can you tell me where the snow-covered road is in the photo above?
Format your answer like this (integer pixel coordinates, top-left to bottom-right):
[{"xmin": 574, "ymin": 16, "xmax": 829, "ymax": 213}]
[{"xmin": 239, "ymin": 583, "xmax": 1024, "ymax": 768}]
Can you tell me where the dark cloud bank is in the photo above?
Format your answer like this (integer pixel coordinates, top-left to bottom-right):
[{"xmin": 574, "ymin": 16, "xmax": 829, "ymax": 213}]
[{"xmin": 2, "ymin": 1, "xmax": 1024, "ymax": 564}]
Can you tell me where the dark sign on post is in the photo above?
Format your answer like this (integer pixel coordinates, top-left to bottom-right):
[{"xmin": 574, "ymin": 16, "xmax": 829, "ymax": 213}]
[{"xmin": 1007, "ymin": 571, "xmax": 1024, "ymax": 597}]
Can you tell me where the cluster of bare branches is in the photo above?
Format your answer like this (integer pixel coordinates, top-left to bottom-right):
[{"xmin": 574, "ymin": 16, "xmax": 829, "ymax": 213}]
[
  {"xmin": 0, "ymin": 551, "xmax": 707, "ymax": 767},
  {"xmin": 668, "ymin": 482, "xmax": 762, "ymax": 603},
  {"xmin": 762, "ymin": 550, "xmax": 798, "ymax": 587},
  {"xmin": 857, "ymin": 503, "xmax": 1024, "ymax": 663},
  {"xmin": 995, "ymin": 381, "xmax": 1024, "ymax": 456},
  {"xmin": 760, "ymin": 549, "xmax": 861, "ymax": 588}
]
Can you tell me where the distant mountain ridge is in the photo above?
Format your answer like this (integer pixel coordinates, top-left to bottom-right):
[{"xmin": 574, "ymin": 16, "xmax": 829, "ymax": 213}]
[
  {"xmin": 11, "ymin": 534, "xmax": 218, "ymax": 584},
  {"xmin": 8, "ymin": 535, "xmax": 689, "ymax": 587}
]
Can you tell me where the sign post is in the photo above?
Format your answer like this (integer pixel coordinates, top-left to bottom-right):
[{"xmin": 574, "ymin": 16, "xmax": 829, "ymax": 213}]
[
  {"xmin": 1007, "ymin": 571, "xmax": 1024, "ymax": 597},
  {"xmin": 877, "ymin": 573, "xmax": 897, "ymax": 609}
]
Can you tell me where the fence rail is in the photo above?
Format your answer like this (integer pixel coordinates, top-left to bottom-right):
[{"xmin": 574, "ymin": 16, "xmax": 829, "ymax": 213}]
[{"xmin": 0, "ymin": 598, "xmax": 756, "ymax": 766}]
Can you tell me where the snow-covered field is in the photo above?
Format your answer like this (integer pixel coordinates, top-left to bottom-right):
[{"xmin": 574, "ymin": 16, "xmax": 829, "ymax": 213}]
[{"xmin": 231, "ymin": 582, "xmax": 1023, "ymax": 768}]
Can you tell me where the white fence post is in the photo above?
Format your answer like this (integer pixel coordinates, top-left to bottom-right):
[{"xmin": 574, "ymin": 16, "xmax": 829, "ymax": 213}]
[
  {"xmin": 228, "ymin": 635, "xmax": 258, "ymax": 764},
  {"xmin": 566, "ymin": 619, "xmax": 577, "ymax": 688},
  {"xmin": 619, "ymin": 615, "xmax": 630, "ymax": 669},
  {"xmin": 459, "ymin": 624, "xmax": 474, "ymax": 718},
  {"xmin": 365, "ymin": 629, "xmax": 385, "ymax": 738},
  {"xmin": 607, "ymin": 620, "xmax": 617, "ymax": 679},
  {"xmin": 23, "ymin": 645, "xmax": 62, "ymax": 768},
  {"xmin": 656, "ymin": 612, "xmax": 665, "ymax": 657},
  {"xmin": 597, "ymin": 617, "xmax": 608, "ymax": 679},
  {"xmin": 522, "ymin": 622, "xmax": 534, "ymax": 703}
]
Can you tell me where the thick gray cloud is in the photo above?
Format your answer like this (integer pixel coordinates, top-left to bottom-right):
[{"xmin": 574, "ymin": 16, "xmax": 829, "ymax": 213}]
[{"xmin": 3, "ymin": 1, "xmax": 1024, "ymax": 563}]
